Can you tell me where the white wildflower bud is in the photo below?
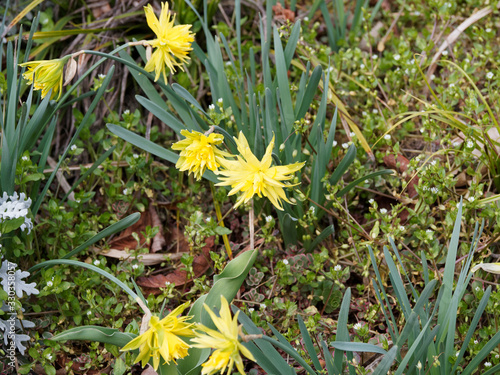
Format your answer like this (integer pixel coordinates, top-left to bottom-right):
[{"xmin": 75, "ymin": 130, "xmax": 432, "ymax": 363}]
[
  {"xmin": 292, "ymin": 150, "xmax": 298, "ymax": 158},
  {"xmin": 279, "ymin": 143, "xmax": 285, "ymax": 152}
]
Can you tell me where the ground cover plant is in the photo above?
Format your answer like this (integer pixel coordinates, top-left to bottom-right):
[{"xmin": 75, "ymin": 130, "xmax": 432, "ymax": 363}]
[{"xmin": 1, "ymin": 0, "xmax": 500, "ymax": 374}]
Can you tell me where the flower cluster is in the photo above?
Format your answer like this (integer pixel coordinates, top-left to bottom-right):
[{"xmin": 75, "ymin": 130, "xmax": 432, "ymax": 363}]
[
  {"xmin": 19, "ymin": 58, "xmax": 67, "ymax": 100},
  {"xmin": 0, "ymin": 192, "xmax": 33, "ymax": 234},
  {"xmin": 122, "ymin": 297, "xmax": 254, "ymax": 374},
  {"xmin": 172, "ymin": 130, "xmax": 305, "ymax": 211},
  {"xmin": 143, "ymin": 2, "xmax": 195, "ymax": 82}
]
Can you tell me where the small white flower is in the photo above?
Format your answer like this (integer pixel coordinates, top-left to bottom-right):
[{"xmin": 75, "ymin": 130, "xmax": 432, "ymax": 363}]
[
  {"xmin": 21, "ymin": 156, "xmax": 29, "ymax": 162},
  {"xmin": 334, "ymin": 265, "xmax": 342, "ymax": 272},
  {"xmin": 399, "ymin": 226, "xmax": 405, "ymax": 231},
  {"xmin": 362, "ymin": 111, "xmax": 367, "ymax": 116},
  {"xmin": 132, "ymin": 264, "xmax": 139, "ymax": 270},
  {"xmin": 309, "ymin": 206, "xmax": 316, "ymax": 214},
  {"xmin": 93, "ymin": 260, "xmax": 100, "ymax": 266},
  {"xmin": 394, "ymin": 54, "xmax": 401, "ymax": 61},
  {"xmin": 426, "ymin": 229, "xmax": 433, "ymax": 234},
  {"xmin": 218, "ymin": 98, "xmax": 223, "ymax": 104},
  {"xmin": 495, "ymin": 354, "xmax": 499, "ymax": 359},
  {"xmin": 468, "ymin": 196, "xmax": 475, "ymax": 202},
  {"xmin": 474, "ymin": 339, "xmax": 479, "ymax": 344},
  {"xmin": 165, "ymin": 281, "xmax": 171, "ymax": 286},
  {"xmin": 208, "ymin": 104, "xmax": 215, "ymax": 111},
  {"xmin": 248, "ymin": 308, "xmax": 254, "ymax": 313},
  {"xmin": 260, "ymin": 304, "xmax": 266, "ymax": 309},
  {"xmin": 70, "ymin": 144, "xmax": 77, "ymax": 151},
  {"xmin": 417, "ymin": 361, "xmax": 422, "ymax": 370},
  {"xmin": 353, "ymin": 323, "xmax": 362, "ymax": 330},
  {"xmin": 205, "ymin": 217, "xmax": 212, "ymax": 223},
  {"xmin": 456, "ymin": 351, "xmax": 460, "ymax": 357},
  {"xmin": 456, "ymin": 203, "xmax": 461, "ymax": 208},
  {"xmin": 486, "ymin": 28, "xmax": 492, "ymax": 33},
  {"xmin": 279, "ymin": 143, "xmax": 285, "ymax": 152},
  {"xmin": 380, "ymin": 208, "xmax": 388, "ymax": 215},
  {"xmin": 349, "ymin": 132, "xmax": 356, "ymax": 137},
  {"xmin": 485, "ymin": 362, "xmax": 492, "ymax": 368},
  {"xmin": 46, "ymin": 354, "xmax": 53, "ymax": 361},
  {"xmin": 123, "ymin": 109, "xmax": 130, "ymax": 115},
  {"xmin": 449, "ymin": 83, "xmax": 455, "ymax": 88},
  {"xmin": 133, "ymin": 154, "xmax": 139, "ymax": 159},
  {"xmin": 446, "ymin": 2, "xmax": 452, "ymax": 7},
  {"xmin": 420, "ymin": 128, "xmax": 425, "ymax": 133},
  {"xmin": 225, "ymin": 61, "xmax": 232, "ymax": 66},
  {"xmin": 369, "ymin": 199, "xmax": 374, "ymax": 204},
  {"xmin": 372, "ymin": 54, "xmax": 378, "ymax": 59},
  {"xmin": 282, "ymin": 259, "xmax": 289, "ymax": 265},
  {"xmin": 123, "ymin": 188, "xmax": 129, "ymax": 195},
  {"xmin": 442, "ymin": 50, "xmax": 449, "ymax": 56},
  {"xmin": 75, "ymin": 199, "xmax": 81, "ymax": 204},
  {"xmin": 98, "ymin": 74, "xmax": 106, "ymax": 79},
  {"xmin": 47, "ymin": 281, "xmax": 53, "ymax": 287},
  {"xmin": 404, "ymin": 68, "xmax": 410, "ymax": 75},
  {"xmin": 332, "ymin": 140, "xmax": 338, "ymax": 147},
  {"xmin": 327, "ymin": 66, "xmax": 334, "ymax": 73},
  {"xmin": 265, "ymin": 215, "xmax": 273, "ymax": 223},
  {"xmin": 360, "ymin": 64, "xmax": 365, "ymax": 69},
  {"xmin": 384, "ymin": 134, "xmax": 391, "ymax": 140},
  {"xmin": 486, "ymin": 72, "xmax": 494, "ymax": 80},
  {"xmin": 452, "ymin": 141, "xmax": 461, "ymax": 147},
  {"xmin": 87, "ymin": 310, "xmax": 92, "ymax": 316},
  {"xmin": 475, "ymin": 286, "xmax": 481, "ymax": 292},
  {"xmin": 466, "ymin": 140, "xmax": 474, "ymax": 148},
  {"xmin": 430, "ymin": 74, "xmax": 436, "ymax": 80},
  {"xmin": 372, "ymin": 109, "xmax": 378, "ymax": 114},
  {"xmin": 342, "ymin": 143, "xmax": 349, "ymax": 149}
]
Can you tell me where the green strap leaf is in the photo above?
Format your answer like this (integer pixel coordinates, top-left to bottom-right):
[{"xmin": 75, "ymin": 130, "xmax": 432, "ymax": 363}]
[{"xmin": 51, "ymin": 326, "xmax": 135, "ymax": 347}]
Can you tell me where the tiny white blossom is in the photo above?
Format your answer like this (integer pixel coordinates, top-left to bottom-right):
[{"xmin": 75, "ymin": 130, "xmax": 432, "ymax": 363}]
[
  {"xmin": 380, "ymin": 208, "xmax": 388, "ymax": 214},
  {"xmin": 430, "ymin": 187, "xmax": 439, "ymax": 194},
  {"xmin": 456, "ymin": 351, "xmax": 460, "ymax": 357},
  {"xmin": 349, "ymin": 132, "xmax": 356, "ymax": 137},
  {"xmin": 133, "ymin": 154, "xmax": 139, "ymax": 159},
  {"xmin": 342, "ymin": 143, "xmax": 349, "ymax": 149},
  {"xmin": 484, "ymin": 362, "xmax": 492, "ymax": 368},
  {"xmin": 248, "ymin": 308, "xmax": 254, "ymax": 313},
  {"xmin": 279, "ymin": 143, "xmax": 285, "ymax": 152},
  {"xmin": 47, "ymin": 281, "xmax": 53, "ymax": 287},
  {"xmin": 309, "ymin": 206, "xmax": 316, "ymax": 214},
  {"xmin": 394, "ymin": 54, "xmax": 401, "ymax": 61},
  {"xmin": 327, "ymin": 66, "xmax": 334, "ymax": 73},
  {"xmin": 420, "ymin": 128, "xmax": 425, "ymax": 133},
  {"xmin": 208, "ymin": 104, "xmax": 215, "ymax": 111},
  {"xmin": 218, "ymin": 98, "xmax": 223, "ymax": 104},
  {"xmin": 132, "ymin": 264, "xmax": 139, "ymax": 270},
  {"xmin": 474, "ymin": 339, "xmax": 479, "ymax": 344},
  {"xmin": 466, "ymin": 140, "xmax": 474, "ymax": 148},
  {"xmin": 265, "ymin": 215, "xmax": 273, "ymax": 223},
  {"xmin": 495, "ymin": 354, "xmax": 499, "ymax": 359},
  {"xmin": 87, "ymin": 310, "xmax": 92, "ymax": 316},
  {"xmin": 426, "ymin": 229, "xmax": 433, "ymax": 234},
  {"xmin": 46, "ymin": 354, "xmax": 53, "ymax": 361},
  {"xmin": 452, "ymin": 141, "xmax": 461, "ymax": 147},
  {"xmin": 332, "ymin": 140, "xmax": 338, "ymax": 147},
  {"xmin": 70, "ymin": 144, "xmax": 77, "ymax": 151},
  {"xmin": 93, "ymin": 260, "xmax": 100, "ymax": 266},
  {"xmin": 165, "ymin": 281, "xmax": 171, "ymax": 286},
  {"xmin": 353, "ymin": 323, "xmax": 362, "ymax": 330},
  {"xmin": 372, "ymin": 109, "xmax": 378, "ymax": 114},
  {"xmin": 123, "ymin": 188, "xmax": 129, "ymax": 195},
  {"xmin": 362, "ymin": 111, "xmax": 367, "ymax": 116},
  {"xmin": 399, "ymin": 226, "xmax": 405, "ymax": 231},
  {"xmin": 369, "ymin": 199, "xmax": 374, "ymax": 204},
  {"xmin": 486, "ymin": 72, "xmax": 494, "ymax": 80},
  {"xmin": 360, "ymin": 64, "xmax": 365, "ymax": 69},
  {"xmin": 260, "ymin": 304, "xmax": 266, "ymax": 309},
  {"xmin": 414, "ymin": 11, "xmax": 420, "ymax": 16},
  {"xmin": 334, "ymin": 265, "xmax": 342, "ymax": 272},
  {"xmin": 123, "ymin": 109, "xmax": 130, "ymax": 115},
  {"xmin": 21, "ymin": 156, "xmax": 29, "ymax": 162},
  {"xmin": 283, "ymin": 259, "xmax": 289, "ymax": 265},
  {"xmin": 449, "ymin": 83, "xmax": 455, "ymax": 88},
  {"xmin": 468, "ymin": 196, "xmax": 475, "ymax": 202},
  {"xmin": 225, "ymin": 61, "xmax": 232, "ymax": 66},
  {"xmin": 417, "ymin": 361, "xmax": 422, "ymax": 370},
  {"xmin": 475, "ymin": 286, "xmax": 481, "ymax": 292},
  {"xmin": 446, "ymin": 2, "xmax": 452, "ymax": 7},
  {"xmin": 442, "ymin": 50, "xmax": 449, "ymax": 56},
  {"xmin": 486, "ymin": 28, "xmax": 492, "ymax": 33},
  {"xmin": 430, "ymin": 74, "xmax": 436, "ymax": 80},
  {"xmin": 372, "ymin": 54, "xmax": 378, "ymax": 59},
  {"xmin": 384, "ymin": 134, "xmax": 391, "ymax": 140},
  {"xmin": 98, "ymin": 74, "xmax": 106, "ymax": 79}
]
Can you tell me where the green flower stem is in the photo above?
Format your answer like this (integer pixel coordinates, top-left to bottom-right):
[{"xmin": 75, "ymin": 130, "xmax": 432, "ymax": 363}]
[
  {"xmin": 28, "ymin": 259, "xmax": 151, "ymax": 317},
  {"xmin": 260, "ymin": 335, "xmax": 318, "ymax": 375},
  {"xmin": 210, "ymin": 181, "xmax": 232, "ymax": 259}
]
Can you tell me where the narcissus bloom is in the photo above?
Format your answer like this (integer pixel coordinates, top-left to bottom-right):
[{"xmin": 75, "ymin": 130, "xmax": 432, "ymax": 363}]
[
  {"xmin": 192, "ymin": 296, "xmax": 255, "ymax": 375},
  {"xmin": 172, "ymin": 129, "xmax": 231, "ymax": 180},
  {"xmin": 216, "ymin": 132, "xmax": 304, "ymax": 210},
  {"xmin": 471, "ymin": 262, "xmax": 500, "ymax": 274},
  {"xmin": 144, "ymin": 2, "xmax": 195, "ymax": 81},
  {"xmin": 121, "ymin": 302, "xmax": 194, "ymax": 370},
  {"xmin": 19, "ymin": 57, "xmax": 67, "ymax": 100}
]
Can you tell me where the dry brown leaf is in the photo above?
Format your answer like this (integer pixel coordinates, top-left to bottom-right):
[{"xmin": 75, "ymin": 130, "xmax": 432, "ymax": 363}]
[
  {"xmin": 137, "ymin": 237, "xmax": 214, "ymax": 295},
  {"xmin": 150, "ymin": 204, "xmax": 166, "ymax": 252},
  {"xmin": 64, "ymin": 58, "xmax": 77, "ymax": 86},
  {"xmin": 92, "ymin": 247, "xmax": 183, "ymax": 265},
  {"xmin": 383, "ymin": 154, "xmax": 419, "ymax": 198},
  {"xmin": 272, "ymin": 2, "xmax": 295, "ymax": 22}
]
